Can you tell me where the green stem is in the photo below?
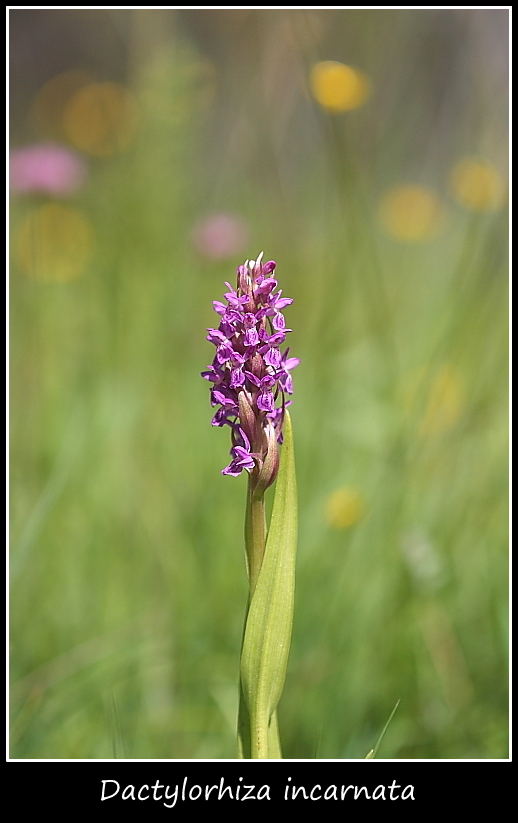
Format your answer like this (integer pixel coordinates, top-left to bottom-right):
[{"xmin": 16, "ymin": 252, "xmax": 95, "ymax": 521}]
[{"xmin": 244, "ymin": 474, "xmax": 266, "ymax": 598}]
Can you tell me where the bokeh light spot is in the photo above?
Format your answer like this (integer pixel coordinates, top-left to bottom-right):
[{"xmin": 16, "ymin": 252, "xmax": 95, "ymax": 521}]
[
  {"xmin": 63, "ymin": 82, "xmax": 140, "ymax": 157},
  {"xmin": 325, "ymin": 487, "xmax": 365, "ymax": 529},
  {"xmin": 378, "ymin": 185, "xmax": 444, "ymax": 242},
  {"xmin": 449, "ymin": 157, "xmax": 506, "ymax": 212},
  {"xmin": 14, "ymin": 202, "xmax": 94, "ymax": 282},
  {"xmin": 28, "ymin": 69, "xmax": 94, "ymax": 142},
  {"xmin": 191, "ymin": 213, "xmax": 249, "ymax": 261},
  {"xmin": 419, "ymin": 364, "xmax": 465, "ymax": 436},
  {"xmin": 10, "ymin": 143, "xmax": 87, "ymax": 196},
  {"xmin": 310, "ymin": 61, "xmax": 371, "ymax": 112}
]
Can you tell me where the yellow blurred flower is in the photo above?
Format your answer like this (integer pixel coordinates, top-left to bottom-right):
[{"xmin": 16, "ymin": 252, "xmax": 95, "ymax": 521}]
[
  {"xmin": 449, "ymin": 157, "xmax": 506, "ymax": 212},
  {"xmin": 310, "ymin": 61, "xmax": 371, "ymax": 112},
  {"xmin": 63, "ymin": 82, "xmax": 140, "ymax": 157},
  {"xmin": 325, "ymin": 487, "xmax": 365, "ymax": 529},
  {"xmin": 28, "ymin": 70, "xmax": 93, "ymax": 142},
  {"xmin": 378, "ymin": 185, "xmax": 444, "ymax": 242},
  {"xmin": 13, "ymin": 203, "xmax": 94, "ymax": 282},
  {"xmin": 419, "ymin": 364, "xmax": 464, "ymax": 436}
]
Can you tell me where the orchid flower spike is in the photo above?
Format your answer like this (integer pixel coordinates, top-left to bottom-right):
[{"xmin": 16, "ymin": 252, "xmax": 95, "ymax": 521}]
[{"xmin": 202, "ymin": 254, "xmax": 299, "ymax": 490}]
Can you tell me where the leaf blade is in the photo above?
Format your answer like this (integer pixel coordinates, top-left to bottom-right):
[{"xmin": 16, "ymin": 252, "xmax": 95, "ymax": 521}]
[{"xmin": 240, "ymin": 411, "xmax": 297, "ymax": 758}]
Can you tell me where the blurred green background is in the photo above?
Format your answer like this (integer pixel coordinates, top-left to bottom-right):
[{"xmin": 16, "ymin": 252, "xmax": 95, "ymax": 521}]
[{"xmin": 9, "ymin": 9, "xmax": 508, "ymax": 759}]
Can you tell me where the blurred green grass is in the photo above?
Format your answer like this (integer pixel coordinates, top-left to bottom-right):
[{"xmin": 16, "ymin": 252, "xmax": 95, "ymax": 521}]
[{"xmin": 10, "ymin": 9, "xmax": 508, "ymax": 759}]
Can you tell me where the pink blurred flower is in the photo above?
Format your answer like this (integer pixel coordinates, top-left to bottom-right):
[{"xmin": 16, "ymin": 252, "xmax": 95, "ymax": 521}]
[
  {"xmin": 9, "ymin": 143, "xmax": 87, "ymax": 196},
  {"xmin": 191, "ymin": 213, "xmax": 249, "ymax": 261}
]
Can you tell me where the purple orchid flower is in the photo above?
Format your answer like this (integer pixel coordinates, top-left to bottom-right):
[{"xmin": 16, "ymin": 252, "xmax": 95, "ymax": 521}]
[
  {"xmin": 221, "ymin": 428, "xmax": 257, "ymax": 476},
  {"xmin": 202, "ymin": 253, "xmax": 298, "ymax": 485}
]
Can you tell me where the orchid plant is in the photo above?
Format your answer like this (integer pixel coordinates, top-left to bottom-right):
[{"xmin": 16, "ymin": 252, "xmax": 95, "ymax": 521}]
[{"xmin": 202, "ymin": 253, "xmax": 298, "ymax": 759}]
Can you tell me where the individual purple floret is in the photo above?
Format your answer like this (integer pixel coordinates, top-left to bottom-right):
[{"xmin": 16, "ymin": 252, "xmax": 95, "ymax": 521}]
[{"xmin": 202, "ymin": 253, "xmax": 299, "ymax": 488}]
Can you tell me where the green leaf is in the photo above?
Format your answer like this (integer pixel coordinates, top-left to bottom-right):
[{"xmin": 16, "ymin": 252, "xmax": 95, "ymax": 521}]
[
  {"xmin": 365, "ymin": 699, "xmax": 400, "ymax": 759},
  {"xmin": 240, "ymin": 411, "xmax": 297, "ymax": 758}
]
